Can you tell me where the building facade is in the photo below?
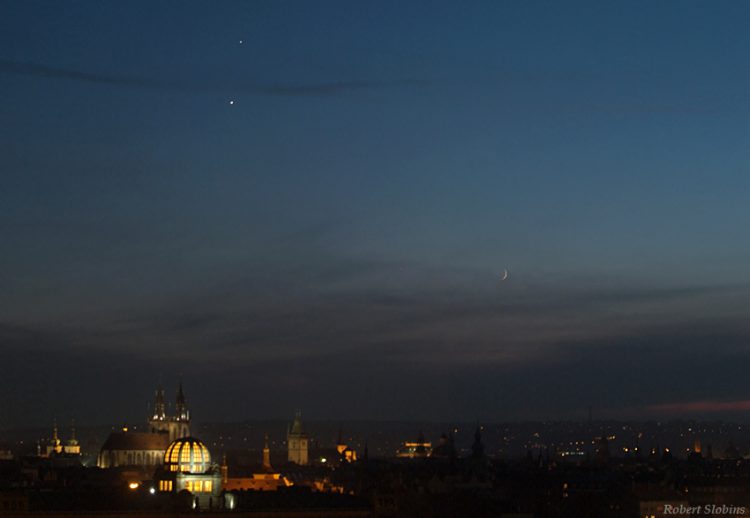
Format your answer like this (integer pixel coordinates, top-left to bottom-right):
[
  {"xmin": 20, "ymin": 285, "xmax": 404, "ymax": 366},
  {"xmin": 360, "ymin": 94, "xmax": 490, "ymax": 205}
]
[
  {"xmin": 221, "ymin": 434, "xmax": 293, "ymax": 492},
  {"xmin": 97, "ymin": 429, "xmax": 171, "ymax": 468},
  {"xmin": 155, "ymin": 436, "xmax": 223, "ymax": 509},
  {"xmin": 42, "ymin": 421, "xmax": 80, "ymax": 458}
]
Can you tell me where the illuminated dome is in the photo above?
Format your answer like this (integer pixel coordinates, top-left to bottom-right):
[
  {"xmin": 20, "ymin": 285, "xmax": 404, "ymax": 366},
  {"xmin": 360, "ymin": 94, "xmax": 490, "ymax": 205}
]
[{"xmin": 163, "ymin": 437, "xmax": 211, "ymax": 473}]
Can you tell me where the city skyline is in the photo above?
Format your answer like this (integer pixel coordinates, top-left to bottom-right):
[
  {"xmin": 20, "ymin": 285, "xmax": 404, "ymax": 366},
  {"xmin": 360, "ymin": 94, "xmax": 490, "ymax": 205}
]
[{"xmin": 3, "ymin": 1, "xmax": 750, "ymax": 428}]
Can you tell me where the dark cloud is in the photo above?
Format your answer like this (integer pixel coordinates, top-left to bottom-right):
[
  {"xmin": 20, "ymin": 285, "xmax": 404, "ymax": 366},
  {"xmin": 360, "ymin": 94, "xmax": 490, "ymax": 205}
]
[
  {"xmin": 648, "ymin": 400, "xmax": 750, "ymax": 414},
  {"xmin": 0, "ymin": 59, "xmax": 701, "ymax": 115},
  {"xmin": 0, "ymin": 60, "xmax": 163, "ymax": 88},
  {"xmin": 3, "ymin": 273, "xmax": 750, "ymax": 427},
  {"xmin": 31, "ymin": 273, "xmax": 749, "ymax": 366},
  {"xmin": 0, "ymin": 323, "xmax": 163, "ymax": 428},
  {"xmin": 531, "ymin": 323, "xmax": 750, "ymax": 419},
  {"xmin": 0, "ymin": 59, "xmax": 423, "ymax": 97},
  {"xmin": 5, "ymin": 313, "xmax": 750, "ymax": 427}
]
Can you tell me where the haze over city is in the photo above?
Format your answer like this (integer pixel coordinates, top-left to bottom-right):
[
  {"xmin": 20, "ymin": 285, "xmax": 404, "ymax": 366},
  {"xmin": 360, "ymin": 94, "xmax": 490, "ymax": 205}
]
[{"xmin": 3, "ymin": 0, "xmax": 750, "ymax": 429}]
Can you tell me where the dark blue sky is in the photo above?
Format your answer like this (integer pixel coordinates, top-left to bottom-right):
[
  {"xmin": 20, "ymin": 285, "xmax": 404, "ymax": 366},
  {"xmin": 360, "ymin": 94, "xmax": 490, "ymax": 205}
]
[{"xmin": 2, "ymin": 1, "xmax": 750, "ymax": 428}]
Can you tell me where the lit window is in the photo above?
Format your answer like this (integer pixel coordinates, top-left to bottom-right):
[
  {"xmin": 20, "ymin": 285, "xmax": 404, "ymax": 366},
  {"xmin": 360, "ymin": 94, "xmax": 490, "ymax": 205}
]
[
  {"xmin": 194, "ymin": 480, "xmax": 203, "ymax": 492},
  {"xmin": 181, "ymin": 445, "xmax": 191, "ymax": 468},
  {"xmin": 185, "ymin": 480, "xmax": 192, "ymax": 492},
  {"xmin": 170, "ymin": 446, "xmax": 180, "ymax": 463},
  {"xmin": 204, "ymin": 481, "xmax": 212, "ymax": 492},
  {"xmin": 194, "ymin": 446, "xmax": 203, "ymax": 466}
]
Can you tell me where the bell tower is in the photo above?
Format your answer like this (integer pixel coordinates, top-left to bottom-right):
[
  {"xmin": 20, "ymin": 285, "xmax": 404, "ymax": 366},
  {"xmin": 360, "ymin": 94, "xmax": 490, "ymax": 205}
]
[
  {"xmin": 152, "ymin": 386, "xmax": 166, "ymax": 421},
  {"xmin": 262, "ymin": 434, "xmax": 272, "ymax": 471},
  {"xmin": 175, "ymin": 379, "xmax": 189, "ymax": 422},
  {"xmin": 287, "ymin": 411, "xmax": 308, "ymax": 465},
  {"xmin": 148, "ymin": 380, "xmax": 191, "ymax": 441}
]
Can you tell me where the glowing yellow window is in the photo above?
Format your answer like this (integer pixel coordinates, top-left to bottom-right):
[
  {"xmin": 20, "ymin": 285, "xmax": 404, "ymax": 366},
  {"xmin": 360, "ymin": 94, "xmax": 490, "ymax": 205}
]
[
  {"xmin": 193, "ymin": 480, "xmax": 203, "ymax": 492},
  {"xmin": 184, "ymin": 480, "xmax": 192, "ymax": 491},
  {"xmin": 181, "ymin": 447, "xmax": 191, "ymax": 468},
  {"xmin": 194, "ymin": 446, "xmax": 203, "ymax": 465},
  {"xmin": 204, "ymin": 481, "xmax": 212, "ymax": 492},
  {"xmin": 170, "ymin": 447, "xmax": 180, "ymax": 463},
  {"xmin": 167, "ymin": 481, "xmax": 173, "ymax": 491}
]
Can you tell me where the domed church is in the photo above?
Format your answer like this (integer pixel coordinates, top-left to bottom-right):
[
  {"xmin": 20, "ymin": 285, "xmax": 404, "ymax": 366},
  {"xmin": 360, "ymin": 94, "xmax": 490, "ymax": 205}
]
[{"xmin": 155, "ymin": 436, "xmax": 222, "ymax": 509}]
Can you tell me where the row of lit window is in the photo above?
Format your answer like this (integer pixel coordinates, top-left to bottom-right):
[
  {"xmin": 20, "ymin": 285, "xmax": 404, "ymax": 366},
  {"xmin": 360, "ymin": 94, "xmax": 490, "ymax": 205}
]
[
  {"xmin": 167, "ymin": 445, "xmax": 206, "ymax": 465},
  {"xmin": 170, "ymin": 464, "xmax": 203, "ymax": 472},
  {"xmin": 184, "ymin": 480, "xmax": 212, "ymax": 493},
  {"xmin": 161, "ymin": 479, "xmax": 212, "ymax": 493}
]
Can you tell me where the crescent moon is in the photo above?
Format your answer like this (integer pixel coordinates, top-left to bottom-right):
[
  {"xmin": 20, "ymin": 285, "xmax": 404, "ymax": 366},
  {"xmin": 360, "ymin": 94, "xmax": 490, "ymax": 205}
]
[{"xmin": 500, "ymin": 269, "xmax": 509, "ymax": 281}]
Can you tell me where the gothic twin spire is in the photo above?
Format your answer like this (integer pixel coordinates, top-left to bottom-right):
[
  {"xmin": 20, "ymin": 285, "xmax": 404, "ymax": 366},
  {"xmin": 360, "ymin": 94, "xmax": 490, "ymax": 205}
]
[{"xmin": 152, "ymin": 378, "xmax": 188, "ymax": 421}]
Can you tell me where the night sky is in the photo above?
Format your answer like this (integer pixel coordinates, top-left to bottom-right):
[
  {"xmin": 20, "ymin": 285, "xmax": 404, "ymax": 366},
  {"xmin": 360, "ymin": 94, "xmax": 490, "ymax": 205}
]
[{"xmin": 2, "ymin": 1, "xmax": 750, "ymax": 428}]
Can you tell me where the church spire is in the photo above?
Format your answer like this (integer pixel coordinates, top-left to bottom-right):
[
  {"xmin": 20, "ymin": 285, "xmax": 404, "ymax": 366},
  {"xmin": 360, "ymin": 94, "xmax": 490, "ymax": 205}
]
[
  {"xmin": 471, "ymin": 426, "xmax": 485, "ymax": 459},
  {"xmin": 175, "ymin": 377, "xmax": 188, "ymax": 421},
  {"xmin": 336, "ymin": 425, "xmax": 347, "ymax": 456},
  {"xmin": 262, "ymin": 433, "xmax": 272, "ymax": 471},
  {"xmin": 48, "ymin": 419, "xmax": 62, "ymax": 455},
  {"xmin": 290, "ymin": 411, "xmax": 303, "ymax": 435},
  {"xmin": 152, "ymin": 379, "xmax": 166, "ymax": 421},
  {"xmin": 68, "ymin": 419, "xmax": 78, "ymax": 446},
  {"xmin": 220, "ymin": 452, "xmax": 229, "ymax": 484}
]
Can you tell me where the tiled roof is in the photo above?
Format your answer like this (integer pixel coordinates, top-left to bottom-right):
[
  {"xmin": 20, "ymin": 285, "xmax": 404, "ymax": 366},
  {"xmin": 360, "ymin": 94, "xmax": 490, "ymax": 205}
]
[{"xmin": 100, "ymin": 431, "xmax": 171, "ymax": 452}]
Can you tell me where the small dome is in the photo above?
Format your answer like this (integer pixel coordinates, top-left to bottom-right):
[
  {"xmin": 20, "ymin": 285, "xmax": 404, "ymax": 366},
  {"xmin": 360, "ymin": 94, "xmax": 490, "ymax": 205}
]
[{"xmin": 163, "ymin": 437, "xmax": 211, "ymax": 473}]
